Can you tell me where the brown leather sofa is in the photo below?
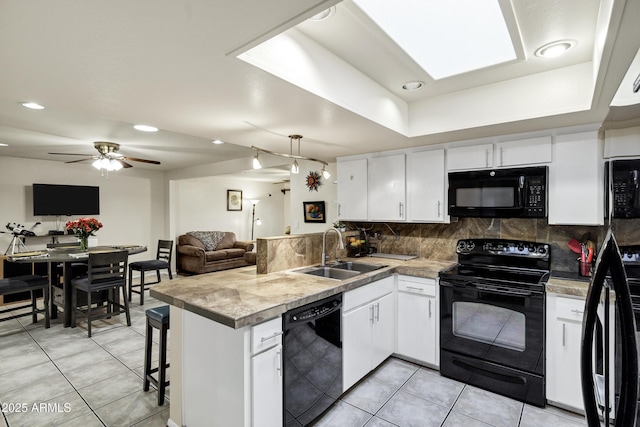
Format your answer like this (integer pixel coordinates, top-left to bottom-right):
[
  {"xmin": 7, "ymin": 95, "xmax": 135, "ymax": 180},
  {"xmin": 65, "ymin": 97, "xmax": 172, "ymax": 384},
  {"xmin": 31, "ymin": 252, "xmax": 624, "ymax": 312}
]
[{"xmin": 176, "ymin": 232, "xmax": 254, "ymax": 274}]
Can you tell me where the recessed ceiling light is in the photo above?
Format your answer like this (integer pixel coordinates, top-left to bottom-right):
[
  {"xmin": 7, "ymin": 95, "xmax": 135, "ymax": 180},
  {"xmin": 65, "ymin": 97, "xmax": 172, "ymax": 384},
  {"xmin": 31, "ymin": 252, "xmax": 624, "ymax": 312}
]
[
  {"xmin": 535, "ymin": 40, "xmax": 576, "ymax": 58},
  {"xmin": 0, "ymin": 143, "xmax": 8, "ymax": 147},
  {"xmin": 402, "ymin": 81, "xmax": 424, "ymax": 91},
  {"xmin": 308, "ymin": 7, "xmax": 335, "ymax": 21},
  {"xmin": 211, "ymin": 139, "xmax": 224, "ymax": 145},
  {"xmin": 21, "ymin": 102, "xmax": 45, "ymax": 110},
  {"xmin": 133, "ymin": 124, "xmax": 158, "ymax": 132}
]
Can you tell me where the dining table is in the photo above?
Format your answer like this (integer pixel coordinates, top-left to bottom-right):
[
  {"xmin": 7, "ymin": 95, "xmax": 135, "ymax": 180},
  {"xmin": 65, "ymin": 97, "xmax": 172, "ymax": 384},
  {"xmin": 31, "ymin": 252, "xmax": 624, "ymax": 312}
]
[{"xmin": 7, "ymin": 245, "xmax": 147, "ymax": 327}]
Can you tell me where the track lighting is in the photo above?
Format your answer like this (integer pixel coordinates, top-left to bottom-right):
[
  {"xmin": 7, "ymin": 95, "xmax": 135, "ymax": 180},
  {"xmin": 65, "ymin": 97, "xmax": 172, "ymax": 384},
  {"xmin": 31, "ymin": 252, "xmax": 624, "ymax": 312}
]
[
  {"xmin": 252, "ymin": 152, "xmax": 262, "ymax": 169},
  {"xmin": 250, "ymin": 134, "xmax": 329, "ymax": 174}
]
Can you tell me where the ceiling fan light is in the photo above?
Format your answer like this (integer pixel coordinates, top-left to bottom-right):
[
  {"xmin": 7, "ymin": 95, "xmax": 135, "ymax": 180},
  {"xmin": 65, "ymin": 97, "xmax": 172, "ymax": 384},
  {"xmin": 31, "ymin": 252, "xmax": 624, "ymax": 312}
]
[
  {"xmin": 252, "ymin": 152, "xmax": 262, "ymax": 169},
  {"xmin": 92, "ymin": 159, "xmax": 103, "ymax": 169},
  {"xmin": 291, "ymin": 159, "xmax": 299, "ymax": 174},
  {"xmin": 111, "ymin": 159, "xmax": 123, "ymax": 170}
]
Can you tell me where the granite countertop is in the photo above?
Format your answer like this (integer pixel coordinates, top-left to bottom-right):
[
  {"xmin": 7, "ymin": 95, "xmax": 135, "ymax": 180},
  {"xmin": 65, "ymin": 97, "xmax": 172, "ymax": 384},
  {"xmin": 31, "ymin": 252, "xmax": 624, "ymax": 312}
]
[
  {"xmin": 150, "ymin": 258, "xmax": 596, "ymax": 330},
  {"xmin": 150, "ymin": 257, "xmax": 455, "ymax": 329}
]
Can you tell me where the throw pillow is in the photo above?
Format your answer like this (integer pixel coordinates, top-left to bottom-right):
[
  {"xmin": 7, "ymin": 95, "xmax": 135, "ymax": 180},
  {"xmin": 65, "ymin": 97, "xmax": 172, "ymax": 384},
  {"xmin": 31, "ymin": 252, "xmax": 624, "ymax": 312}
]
[{"xmin": 186, "ymin": 231, "xmax": 226, "ymax": 251}]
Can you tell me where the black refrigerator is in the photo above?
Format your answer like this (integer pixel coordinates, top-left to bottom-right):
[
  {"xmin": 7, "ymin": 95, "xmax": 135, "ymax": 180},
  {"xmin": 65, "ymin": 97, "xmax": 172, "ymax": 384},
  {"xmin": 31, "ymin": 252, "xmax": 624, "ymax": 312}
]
[{"xmin": 581, "ymin": 229, "xmax": 638, "ymax": 426}]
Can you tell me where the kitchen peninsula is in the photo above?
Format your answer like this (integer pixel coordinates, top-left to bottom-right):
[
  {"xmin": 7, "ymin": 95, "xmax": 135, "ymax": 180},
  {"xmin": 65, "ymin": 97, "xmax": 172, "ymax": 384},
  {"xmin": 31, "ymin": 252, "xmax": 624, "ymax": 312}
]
[{"xmin": 150, "ymin": 256, "xmax": 452, "ymax": 427}]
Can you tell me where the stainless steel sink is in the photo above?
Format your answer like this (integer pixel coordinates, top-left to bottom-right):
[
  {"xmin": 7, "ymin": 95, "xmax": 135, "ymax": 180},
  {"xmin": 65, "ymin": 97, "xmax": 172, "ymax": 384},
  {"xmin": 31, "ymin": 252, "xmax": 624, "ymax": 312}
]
[
  {"xmin": 332, "ymin": 261, "xmax": 386, "ymax": 273},
  {"xmin": 296, "ymin": 266, "xmax": 361, "ymax": 280}
]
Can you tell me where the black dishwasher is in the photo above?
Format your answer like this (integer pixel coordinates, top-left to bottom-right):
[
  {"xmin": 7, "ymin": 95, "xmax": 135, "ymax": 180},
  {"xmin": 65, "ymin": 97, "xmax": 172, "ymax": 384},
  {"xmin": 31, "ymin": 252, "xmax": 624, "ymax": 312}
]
[{"xmin": 283, "ymin": 294, "xmax": 343, "ymax": 426}]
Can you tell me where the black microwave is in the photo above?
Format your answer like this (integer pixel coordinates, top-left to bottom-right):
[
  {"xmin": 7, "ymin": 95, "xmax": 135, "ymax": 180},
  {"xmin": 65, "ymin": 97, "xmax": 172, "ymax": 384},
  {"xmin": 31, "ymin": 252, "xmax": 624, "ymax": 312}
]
[
  {"xmin": 605, "ymin": 159, "xmax": 640, "ymax": 218},
  {"xmin": 448, "ymin": 166, "xmax": 547, "ymax": 218}
]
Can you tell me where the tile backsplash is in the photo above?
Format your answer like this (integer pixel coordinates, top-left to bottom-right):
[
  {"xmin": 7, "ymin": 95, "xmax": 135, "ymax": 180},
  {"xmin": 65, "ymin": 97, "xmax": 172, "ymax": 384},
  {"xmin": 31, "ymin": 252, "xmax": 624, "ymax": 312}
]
[{"xmin": 257, "ymin": 218, "xmax": 640, "ymax": 274}]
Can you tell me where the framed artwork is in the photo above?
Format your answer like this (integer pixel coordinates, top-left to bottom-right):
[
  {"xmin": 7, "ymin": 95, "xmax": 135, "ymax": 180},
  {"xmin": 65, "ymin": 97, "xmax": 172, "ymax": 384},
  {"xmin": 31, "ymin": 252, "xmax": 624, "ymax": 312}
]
[
  {"xmin": 303, "ymin": 201, "xmax": 326, "ymax": 223},
  {"xmin": 227, "ymin": 189, "xmax": 243, "ymax": 211}
]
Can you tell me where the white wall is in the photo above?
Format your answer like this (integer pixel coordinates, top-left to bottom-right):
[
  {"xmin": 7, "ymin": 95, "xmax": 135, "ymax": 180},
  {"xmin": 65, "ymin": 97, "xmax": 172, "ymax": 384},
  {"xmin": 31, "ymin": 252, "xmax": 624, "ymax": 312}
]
[
  {"xmin": 289, "ymin": 160, "xmax": 337, "ymax": 235},
  {"xmin": 0, "ymin": 157, "xmax": 165, "ymax": 263},
  {"xmin": 171, "ymin": 175, "xmax": 285, "ymax": 241}
]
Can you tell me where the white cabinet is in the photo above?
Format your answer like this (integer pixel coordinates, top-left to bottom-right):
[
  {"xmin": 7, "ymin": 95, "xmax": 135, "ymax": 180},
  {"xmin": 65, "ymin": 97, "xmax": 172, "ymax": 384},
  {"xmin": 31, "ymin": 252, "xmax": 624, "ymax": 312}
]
[
  {"xmin": 343, "ymin": 277, "xmax": 395, "ymax": 391},
  {"xmin": 446, "ymin": 143, "xmax": 493, "ymax": 171},
  {"xmin": 604, "ymin": 126, "xmax": 640, "ymax": 158},
  {"xmin": 337, "ymin": 158, "xmax": 368, "ymax": 221},
  {"xmin": 407, "ymin": 149, "xmax": 447, "ymax": 222},
  {"xmin": 368, "ymin": 154, "xmax": 406, "ymax": 221},
  {"xmin": 182, "ymin": 311, "xmax": 282, "ymax": 427},
  {"xmin": 251, "ymin": 318, "xmax": 283, "ymax": 427},
  {"xmin": 396, "ymin": 276, "xmax": 438, "ymax": 366},
  {"xmin": 546, "ymin": 293, "xmax": 614, "ymax": 414},
  {"xmin": 548, "ymin": 131, "xmax": 604, "ymax": 225},
  {"xmin": 495, "ymin": 136, "xmax": 552, "ymax": 167},
  {"xmin": 546, "ymin": 294, "xmax": 585, "ymax": 411}
]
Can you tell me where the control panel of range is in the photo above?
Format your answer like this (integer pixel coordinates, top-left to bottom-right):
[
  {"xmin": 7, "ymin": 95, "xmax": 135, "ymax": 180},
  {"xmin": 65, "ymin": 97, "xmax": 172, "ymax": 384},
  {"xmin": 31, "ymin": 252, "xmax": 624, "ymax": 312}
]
[
  {"xmin": 456, "ymin": 239, "xmax": 549, "ymax": 258},
  {"xmin": 620, "ymin": 245, "xmax": 640, "ymax": 264}
]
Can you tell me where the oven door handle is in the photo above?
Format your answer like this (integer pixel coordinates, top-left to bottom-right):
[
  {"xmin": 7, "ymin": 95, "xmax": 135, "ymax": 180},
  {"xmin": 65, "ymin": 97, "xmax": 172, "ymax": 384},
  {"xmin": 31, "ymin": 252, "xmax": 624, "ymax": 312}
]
[{"xmin": 475, "ymin": 284, "xmax": 536, "ymax": 297}]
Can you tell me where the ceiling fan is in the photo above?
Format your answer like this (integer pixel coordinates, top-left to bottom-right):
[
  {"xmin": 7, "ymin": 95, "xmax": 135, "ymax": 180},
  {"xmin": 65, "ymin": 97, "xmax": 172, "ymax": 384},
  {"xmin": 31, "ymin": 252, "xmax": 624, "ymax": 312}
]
[{"xmin": 49, "ymin": 141, "xmax": 161, "ymax": 169}]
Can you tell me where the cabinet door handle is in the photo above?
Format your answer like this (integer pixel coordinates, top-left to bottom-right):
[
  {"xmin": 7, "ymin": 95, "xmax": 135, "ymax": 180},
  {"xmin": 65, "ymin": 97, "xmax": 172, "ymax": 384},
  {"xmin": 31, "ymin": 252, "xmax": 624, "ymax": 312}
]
[
  {"xmin": 406, "ymin": 286, "xmax": 424, "ymax": 293},
  {"xmin": 338, "ymin": 203, "xmax": 342, "ymax": 217},
  {"xmin": 428, "ymin": 299, "xmax": 432, "ymax": 318},
  {"xmin": 571, "ymin": 309, "xmax": 584, "ymax": 316},
  {"xmin": 260, "ymin": 331, "xmax": 283, "ymax": 343},
  {"xmin": 437, "ymin": 201, "xmax": 441, "ymax": 218},
  {"xmin": 277, "ymin": 348, "xmax": 282, "ymax": 376},
  {"xmin": 562, "ymin": 323, "xmax": 566, "ymax": 347},
  {"xmin": 399, "ymin": 202, "xmax": 404, "ymax": 218},
  {"xmin": 370, "ymin": 305, "xmax": 374, "ymax": 324},
  {"xmin": 375, "ymin": 302, "xmax": 380, "ymax": 322},
  {"xmin": 485, "ymin": 149, "xmax": 489, "ymax": 167}
]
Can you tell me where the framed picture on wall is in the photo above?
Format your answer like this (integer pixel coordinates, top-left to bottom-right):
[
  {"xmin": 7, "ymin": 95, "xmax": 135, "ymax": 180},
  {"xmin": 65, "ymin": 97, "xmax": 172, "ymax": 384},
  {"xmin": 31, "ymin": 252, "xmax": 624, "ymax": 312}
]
[
  {"xmin": 227, "ymin": 189, "xmax": 243, "ymax": 211},
  {"xmin": 303, "ymin": 201, "xmax": 326, "ymax": 223}
]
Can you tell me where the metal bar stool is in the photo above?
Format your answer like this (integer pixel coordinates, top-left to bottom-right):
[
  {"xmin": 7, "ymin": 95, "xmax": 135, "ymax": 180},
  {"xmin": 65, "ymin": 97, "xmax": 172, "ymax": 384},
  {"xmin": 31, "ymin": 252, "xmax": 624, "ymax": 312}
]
[{"xmin": 144, "ymin": 305, "xmax": 170, "ymax": 405}]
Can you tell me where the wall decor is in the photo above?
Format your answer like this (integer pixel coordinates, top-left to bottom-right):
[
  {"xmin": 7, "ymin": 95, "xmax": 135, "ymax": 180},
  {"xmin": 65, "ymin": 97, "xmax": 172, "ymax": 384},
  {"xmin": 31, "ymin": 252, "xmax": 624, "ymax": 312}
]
[
  {"xmin": 305, "ymin": 170, "xmax": 322, "ymax": 192},
  {"xmin": 227, "ymin": 189, "xmax": 243, "ymax": 211},
  {"xmin": 303, "ymin": 201, "xmax": 326, "ymax": 223}
]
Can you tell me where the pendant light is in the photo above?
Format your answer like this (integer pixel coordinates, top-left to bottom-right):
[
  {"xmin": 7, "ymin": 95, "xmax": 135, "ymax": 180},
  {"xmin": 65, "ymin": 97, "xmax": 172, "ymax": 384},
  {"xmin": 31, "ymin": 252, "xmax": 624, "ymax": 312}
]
[{"xmin": 250, "ymin": 134, "xmax": 329, "ymax": 173}]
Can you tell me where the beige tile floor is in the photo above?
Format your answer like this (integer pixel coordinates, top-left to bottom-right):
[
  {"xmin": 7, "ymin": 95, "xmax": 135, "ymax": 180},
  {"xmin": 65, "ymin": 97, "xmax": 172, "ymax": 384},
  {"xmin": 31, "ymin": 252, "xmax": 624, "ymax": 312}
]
[{"xmin": 1, "ymin": 291, "xmax": 589, "ymax": 427}]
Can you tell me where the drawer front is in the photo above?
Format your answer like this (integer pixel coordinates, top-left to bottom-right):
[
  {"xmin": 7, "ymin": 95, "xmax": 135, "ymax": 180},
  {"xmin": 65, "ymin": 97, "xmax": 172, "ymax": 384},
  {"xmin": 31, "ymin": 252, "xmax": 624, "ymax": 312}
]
[
  {"xmin": 397, "ymin": 276, "xmax": 436, "ymax": 296},
  {"xmin": 343, "ymin": 276, "xmax": 394, "ymax": 312},
  {"xmin": 556, "ymin": 296, "xmax": 585, "ymax": 322},
  {"xmin": 251, "ymin": 317, "xmax": 283, "ymax": 355}
]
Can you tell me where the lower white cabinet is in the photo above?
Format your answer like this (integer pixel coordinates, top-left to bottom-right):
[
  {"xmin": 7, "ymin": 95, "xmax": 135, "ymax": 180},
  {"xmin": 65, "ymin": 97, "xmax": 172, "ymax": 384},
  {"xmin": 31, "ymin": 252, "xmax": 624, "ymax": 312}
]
[
  {"xmin": 343, "ymin": 277, "xmax": 395, "ymax": 391},
  {"xmin": 251, "ymin": 318, "xmax": 283, "ymax": 427},
  {"xmin": 396, "ymin": 276, "xmax": 438, "ymax": 367},
  {"xmin": 182, "ymin": 311, "xmax": 282, "ymax": 427},
  {"xmin": 546, "ymin": 293, "xmax": 614, "ymax": 414},
  {"xmin": 546, "ymin": 294, "xmax": 585, "ymax": 411}
]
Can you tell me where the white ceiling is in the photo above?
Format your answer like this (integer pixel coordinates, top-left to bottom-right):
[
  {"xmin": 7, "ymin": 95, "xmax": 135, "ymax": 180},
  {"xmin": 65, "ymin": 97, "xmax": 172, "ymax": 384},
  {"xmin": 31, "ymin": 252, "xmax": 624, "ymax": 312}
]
[{"xmin": 0, "ymin": 0, "xmax": 639, "ymax": 177}]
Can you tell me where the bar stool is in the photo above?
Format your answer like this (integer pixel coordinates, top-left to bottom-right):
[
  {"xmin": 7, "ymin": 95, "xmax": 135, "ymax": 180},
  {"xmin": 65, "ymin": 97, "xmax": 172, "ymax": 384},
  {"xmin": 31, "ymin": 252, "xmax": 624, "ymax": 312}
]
[{"xmin": 144, "ymin": 305, "xmax": 170, "ymax": 405}]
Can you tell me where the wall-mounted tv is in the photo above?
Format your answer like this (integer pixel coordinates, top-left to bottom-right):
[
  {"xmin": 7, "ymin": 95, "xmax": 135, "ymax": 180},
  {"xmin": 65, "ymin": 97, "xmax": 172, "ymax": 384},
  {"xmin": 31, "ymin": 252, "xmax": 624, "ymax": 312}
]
[{"xmin": 33, "ymin": 184, "xmax": 100, "ymax": 216}]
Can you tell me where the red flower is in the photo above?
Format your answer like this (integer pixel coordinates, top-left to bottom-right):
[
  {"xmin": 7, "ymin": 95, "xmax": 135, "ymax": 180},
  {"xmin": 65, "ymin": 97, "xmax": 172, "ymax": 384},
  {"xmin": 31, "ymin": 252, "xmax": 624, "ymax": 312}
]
[{"xmin": 65, "ymin": 217, "xmax": 103, "ymax": 238}]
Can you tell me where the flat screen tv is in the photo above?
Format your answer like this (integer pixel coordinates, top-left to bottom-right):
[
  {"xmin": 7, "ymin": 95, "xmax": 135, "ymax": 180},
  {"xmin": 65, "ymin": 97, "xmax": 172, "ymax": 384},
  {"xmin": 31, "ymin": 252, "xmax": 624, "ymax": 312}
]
[{"xmin": 33, "ymin": 184, "xmax": 100, "ymax": 216}]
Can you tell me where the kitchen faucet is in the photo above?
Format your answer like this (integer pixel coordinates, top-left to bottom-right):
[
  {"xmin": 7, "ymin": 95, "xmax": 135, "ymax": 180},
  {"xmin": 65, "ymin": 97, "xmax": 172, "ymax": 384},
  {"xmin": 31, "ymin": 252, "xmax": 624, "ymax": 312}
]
[{"xmin": 322, "ymin": 228, "xmax": 344, "ymax": 266}]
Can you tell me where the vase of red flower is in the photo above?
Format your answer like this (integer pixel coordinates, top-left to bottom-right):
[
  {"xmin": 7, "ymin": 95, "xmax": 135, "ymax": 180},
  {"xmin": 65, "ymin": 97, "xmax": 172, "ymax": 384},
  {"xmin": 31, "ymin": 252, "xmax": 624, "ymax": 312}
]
[{"xmin": 65, "ymin": 217, "xmax": 103, "ymax": 251}]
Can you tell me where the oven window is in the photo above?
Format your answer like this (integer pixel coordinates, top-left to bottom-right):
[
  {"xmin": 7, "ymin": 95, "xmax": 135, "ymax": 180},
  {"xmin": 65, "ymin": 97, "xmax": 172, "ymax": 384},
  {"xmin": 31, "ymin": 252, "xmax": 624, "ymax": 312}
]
[
  {"xmin": 456, "ymin": 187, "xmax": 514, "ymax": 208},
  {"xmin": 452, "ymin": 301, "xmax": 525, "ymax": 351}
]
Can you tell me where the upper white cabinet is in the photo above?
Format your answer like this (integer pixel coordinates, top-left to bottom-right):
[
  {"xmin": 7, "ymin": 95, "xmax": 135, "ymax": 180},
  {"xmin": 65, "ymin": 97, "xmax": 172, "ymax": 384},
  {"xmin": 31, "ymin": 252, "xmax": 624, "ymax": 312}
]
[
  {"xmin": 337, "ymin": 158, "xmax": 368, "ymax": 221},
  {"xmin": 495, "ymin": 136, "xmax": 552, "ymax": 167},
  {"xmin": 407, "ymin": 149, "xmax": 446, "ymax": 222},
  {"xmin": 548, "ymin": 131, "xmax": 604, "ymax": 225},
  {"xmin": 447, "ymin": 143, "xmax": 493, "ymax": 171},
  {"xmin": 604, "ymin": 127, "xmax": 640, "ymax": 158},
  {"xmin": 368, "ymin": 154, "xmax": 406, "ymax": 221}
]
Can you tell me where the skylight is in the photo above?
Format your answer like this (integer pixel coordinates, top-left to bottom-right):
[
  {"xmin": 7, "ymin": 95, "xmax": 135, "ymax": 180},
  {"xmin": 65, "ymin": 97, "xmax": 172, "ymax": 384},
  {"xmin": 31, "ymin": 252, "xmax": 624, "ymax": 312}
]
[{"xmin": 352, "ymin": 0, "xmax": 516, "ymax": 80}]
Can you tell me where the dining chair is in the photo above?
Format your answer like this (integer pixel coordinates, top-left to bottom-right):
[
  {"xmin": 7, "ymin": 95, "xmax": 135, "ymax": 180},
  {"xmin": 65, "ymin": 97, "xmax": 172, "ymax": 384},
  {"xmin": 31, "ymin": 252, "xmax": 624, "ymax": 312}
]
[
  {"xmin": 0, "ymin": 275, "xmax": 50, "ymax": 328},
  {"xmin": 128, "ymin": 240, "xmax": 173, "ymax": 305},
  {"xmin": 71, "ymin": 250, "xmax": 131, "ymax": 337}
]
